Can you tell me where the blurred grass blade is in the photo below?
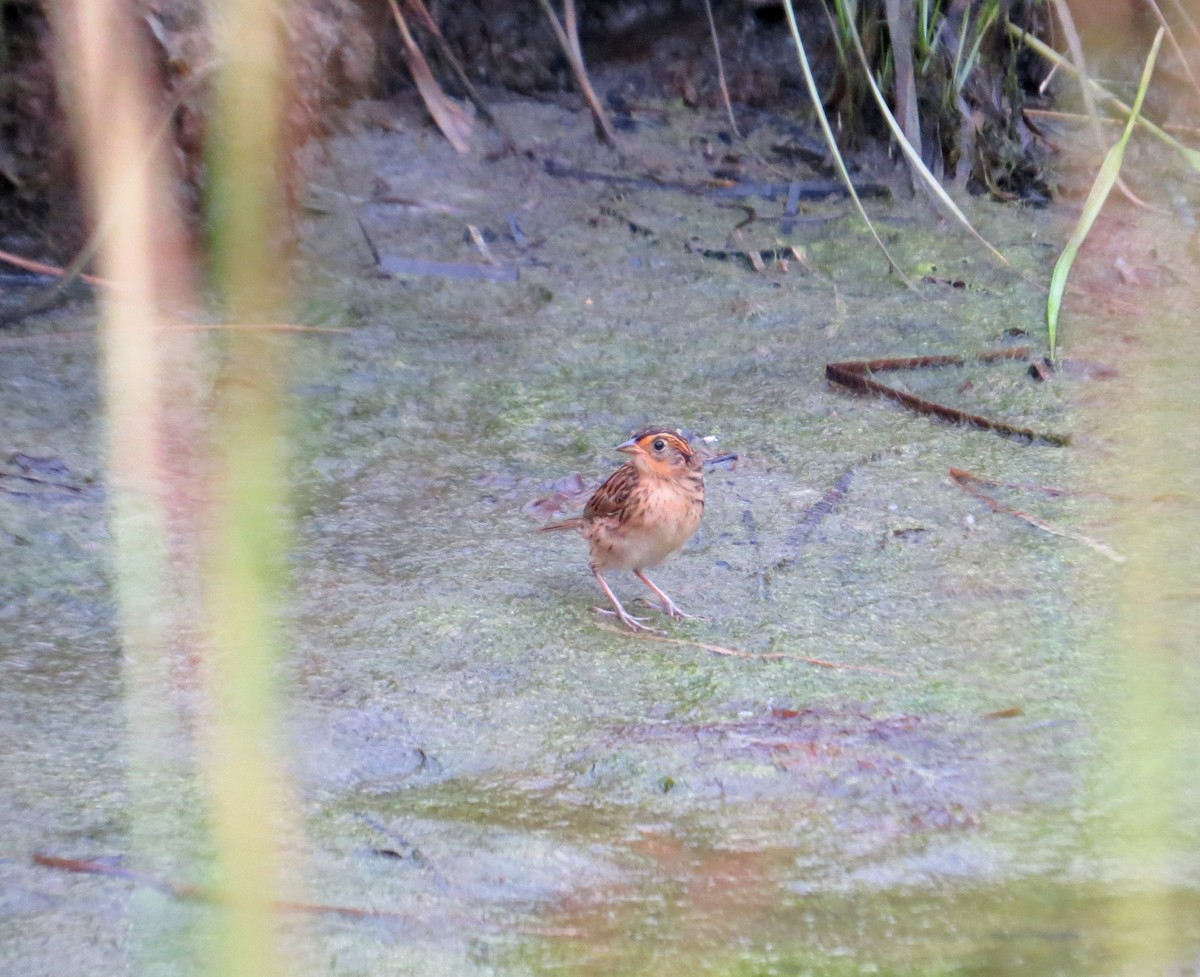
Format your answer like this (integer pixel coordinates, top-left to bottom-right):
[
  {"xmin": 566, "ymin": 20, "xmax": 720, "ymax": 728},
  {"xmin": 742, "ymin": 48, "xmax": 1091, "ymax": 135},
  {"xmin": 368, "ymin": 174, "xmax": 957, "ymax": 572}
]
[
  {"xmin": 954, "ymin": 3, "xmax": 998, "ymax": 94},
  {"xmin": 49, "ymin": 0, "xmax": 199, "ymax": 968},
  {"xmin": 1047, "ymin": 27, "xmax": 1164, "ymax": 361},
  {"xmin": 780, "ymin": 0, "xmax": 916, "ymax": 290},
  {"xmin": 1143, "ymin": 0, "xmax": 1200, "ymax": 102},
  {"xmin": 206, "ymin": 0, "xmax": 299, "ymax": 974},
  {"xmin": 1047, "ymin": 0, "xmax": 1107, "ymax": 156},
  {"xmin": 1011, "ymin": 23, "xmax": 1200, "ymax": 171}
]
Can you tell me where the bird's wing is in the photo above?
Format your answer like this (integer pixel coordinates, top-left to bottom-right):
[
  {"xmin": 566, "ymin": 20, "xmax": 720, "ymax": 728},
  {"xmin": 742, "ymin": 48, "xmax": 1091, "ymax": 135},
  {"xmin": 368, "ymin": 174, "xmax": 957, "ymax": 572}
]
[{"xmin": 583, "ymin": 464, "xmax": 636, "ymax": 522}]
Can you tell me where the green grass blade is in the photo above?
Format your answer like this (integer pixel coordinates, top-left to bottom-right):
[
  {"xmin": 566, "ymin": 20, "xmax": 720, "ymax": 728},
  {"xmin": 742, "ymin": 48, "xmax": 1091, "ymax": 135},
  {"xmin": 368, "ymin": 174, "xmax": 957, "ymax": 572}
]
[
  {"xmin": 948, "ymin": 5, "xmax": 972, "ymax": 93},
  {"xmin": 956, "ymin": 3, "xmax": 998, "ymax": 95},
  {"xmin": 781, "ymin": 0, "xmax": 918, "ymax": 290},
  {"xmin": 1047, "ymin": 27, "xmax": 1164, "ymax": 361}
]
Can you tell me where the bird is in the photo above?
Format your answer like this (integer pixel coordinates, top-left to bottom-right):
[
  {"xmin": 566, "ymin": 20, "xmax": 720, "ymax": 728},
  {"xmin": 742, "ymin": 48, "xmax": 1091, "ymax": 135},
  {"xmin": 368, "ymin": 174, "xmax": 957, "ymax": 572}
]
[{"xmin": 541, "ymin": 426, "xmax": 705, "ymax": 632}]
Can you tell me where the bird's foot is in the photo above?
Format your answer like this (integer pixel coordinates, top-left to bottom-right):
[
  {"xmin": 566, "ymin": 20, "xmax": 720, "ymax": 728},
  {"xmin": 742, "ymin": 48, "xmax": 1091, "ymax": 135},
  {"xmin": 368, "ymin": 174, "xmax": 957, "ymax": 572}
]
[
  {"xmin": 632, "ymin": 571, "xmax": 702, "ymax": 622},
  {"xmin": 593, "ymin": 606, "xmax": 665, "ymax": 635},
  {"xmin": 633, "ymin": 596, "xmax": 702, "ymax": 622}
]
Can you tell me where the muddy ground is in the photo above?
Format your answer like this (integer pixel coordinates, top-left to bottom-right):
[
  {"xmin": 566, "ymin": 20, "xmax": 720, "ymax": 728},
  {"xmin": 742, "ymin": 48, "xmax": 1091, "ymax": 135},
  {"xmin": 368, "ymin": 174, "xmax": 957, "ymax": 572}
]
[{"xmin": 3, "ymin": 89, "xmax": 1200, "ymax": 976}]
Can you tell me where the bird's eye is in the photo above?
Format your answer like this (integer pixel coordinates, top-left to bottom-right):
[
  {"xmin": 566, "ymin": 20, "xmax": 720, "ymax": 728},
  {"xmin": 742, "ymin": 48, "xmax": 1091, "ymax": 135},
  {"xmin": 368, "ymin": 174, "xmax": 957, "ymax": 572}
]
[{"xmin": 653, "ymin": 438, "xmax": 666, "ymax": 452}]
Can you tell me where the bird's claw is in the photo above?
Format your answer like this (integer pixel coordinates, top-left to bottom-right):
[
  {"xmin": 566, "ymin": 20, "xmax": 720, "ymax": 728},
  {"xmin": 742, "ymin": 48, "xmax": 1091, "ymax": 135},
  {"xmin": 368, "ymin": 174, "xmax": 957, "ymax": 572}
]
[
  {"xmin": 632, "ymin": 597, "xmax": 702, "ymax": 622},
  {"xmin": 593, "ymin": 606, "xmax": 666, "ymax": 635}
]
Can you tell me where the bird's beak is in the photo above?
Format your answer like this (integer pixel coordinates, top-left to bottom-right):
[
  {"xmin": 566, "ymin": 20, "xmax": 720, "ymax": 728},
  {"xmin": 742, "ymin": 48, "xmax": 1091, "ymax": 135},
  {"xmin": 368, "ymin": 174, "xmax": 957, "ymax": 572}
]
[{"xmin": 616, "ymin": 438, "xmax": 642, "ymax": 456}]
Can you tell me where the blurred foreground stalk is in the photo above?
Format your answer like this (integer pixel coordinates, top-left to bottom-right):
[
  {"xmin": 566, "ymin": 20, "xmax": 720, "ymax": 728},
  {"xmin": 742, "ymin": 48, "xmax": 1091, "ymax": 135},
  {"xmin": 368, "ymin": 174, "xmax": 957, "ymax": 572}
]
[
  {"xmin": 204, "ymin": 0, "xmax": 295, "ymax": 976},
  {"xmin": 1084, "ymin": 261, "xmax": 1200, "ymax": 972},
  {"xmin": 55, "ymin": 0, "xmax": 296, "ymax": 974},
  {"xmin": 52, "ymin": 0, "xmax": 204, "ymax": 967}
]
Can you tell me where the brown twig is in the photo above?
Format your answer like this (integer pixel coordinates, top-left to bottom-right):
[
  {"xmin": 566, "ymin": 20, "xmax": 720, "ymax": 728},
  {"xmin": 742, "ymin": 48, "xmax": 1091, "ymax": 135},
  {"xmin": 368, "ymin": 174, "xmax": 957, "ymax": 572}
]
[
  {"xmin": 31, "ymin": 853, "xmax": 580, "ymax": 936},
  {"xmin": 599, "ymin": 625, "xmax": 901, "ymax": 675},
  {"xmin": 0, "ymin": 248, "xmax": 111, "ymax": 288},
  {"xmin": 175, "ymin": 322, "xmax": 350, "ymax": 333},
  {"xmin": 949, "ymin": 467, "xmax": 1123, "ymax": 561},
  {"xmin": 0, "ymin": 322, "xmax": 347, "ymax": 347},
  {"xmin": 34, "ymin": 853, "xmax": 207, "ymax": 900},
  {"xmin": 825, "ymin": 348, "xmax": 1071, "ymax": 446}
]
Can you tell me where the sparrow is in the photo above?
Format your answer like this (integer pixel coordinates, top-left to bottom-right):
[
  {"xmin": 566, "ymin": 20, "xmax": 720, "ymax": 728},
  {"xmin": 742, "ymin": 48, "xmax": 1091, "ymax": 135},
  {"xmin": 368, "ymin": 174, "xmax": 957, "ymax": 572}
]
[{"xmin": 541, "ymin": 426, "xmax": 704, "ymax": 632}]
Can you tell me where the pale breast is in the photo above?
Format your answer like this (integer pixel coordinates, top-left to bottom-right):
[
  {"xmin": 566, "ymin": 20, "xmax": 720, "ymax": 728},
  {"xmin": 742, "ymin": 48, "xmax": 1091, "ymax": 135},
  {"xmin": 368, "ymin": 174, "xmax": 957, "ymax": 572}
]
[{"xmin": 587, "ymin": 474, "xmax": 703, "ymax": 572}]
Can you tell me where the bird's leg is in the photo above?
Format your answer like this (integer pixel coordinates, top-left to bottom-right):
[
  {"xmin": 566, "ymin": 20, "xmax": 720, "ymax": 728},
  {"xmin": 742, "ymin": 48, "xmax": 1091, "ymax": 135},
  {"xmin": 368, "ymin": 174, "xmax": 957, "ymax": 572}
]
[
  {"xmin": 592, "ymin": 570, "xmax": 660, "ymax": 633},
  {"xmin": 634, "ymin": 569, "xmax": 700, "ymax": 621}
]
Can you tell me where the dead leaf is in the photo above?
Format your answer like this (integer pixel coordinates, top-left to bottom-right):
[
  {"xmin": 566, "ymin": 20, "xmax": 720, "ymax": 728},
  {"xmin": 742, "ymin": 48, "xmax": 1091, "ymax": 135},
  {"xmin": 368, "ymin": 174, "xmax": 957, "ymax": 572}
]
[{"xmin": 387, "ymin": 0, "xmax": 472, "ymax": 154}]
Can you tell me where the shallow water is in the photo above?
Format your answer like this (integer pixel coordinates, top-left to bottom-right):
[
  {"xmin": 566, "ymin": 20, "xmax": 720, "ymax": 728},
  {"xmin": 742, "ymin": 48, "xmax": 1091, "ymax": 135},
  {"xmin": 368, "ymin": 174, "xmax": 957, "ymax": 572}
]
[{"xmin": 3, "ymin": 94, "xmax": 1200, "ymax": 975}]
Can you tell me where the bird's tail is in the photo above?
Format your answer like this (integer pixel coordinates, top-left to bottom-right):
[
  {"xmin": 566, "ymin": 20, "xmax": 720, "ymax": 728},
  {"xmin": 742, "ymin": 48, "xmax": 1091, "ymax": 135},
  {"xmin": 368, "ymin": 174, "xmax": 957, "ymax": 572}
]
[{"xmin": 539, "ymin": 518, "xmax": 584, "ymax": 532}]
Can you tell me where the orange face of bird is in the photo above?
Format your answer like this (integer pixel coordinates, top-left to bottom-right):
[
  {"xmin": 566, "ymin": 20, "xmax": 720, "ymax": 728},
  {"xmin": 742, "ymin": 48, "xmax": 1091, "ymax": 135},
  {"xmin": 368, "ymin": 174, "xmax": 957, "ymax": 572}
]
[{"xmin": 616, "ymin": 429, "xmax": 696, "ymax": 478}]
